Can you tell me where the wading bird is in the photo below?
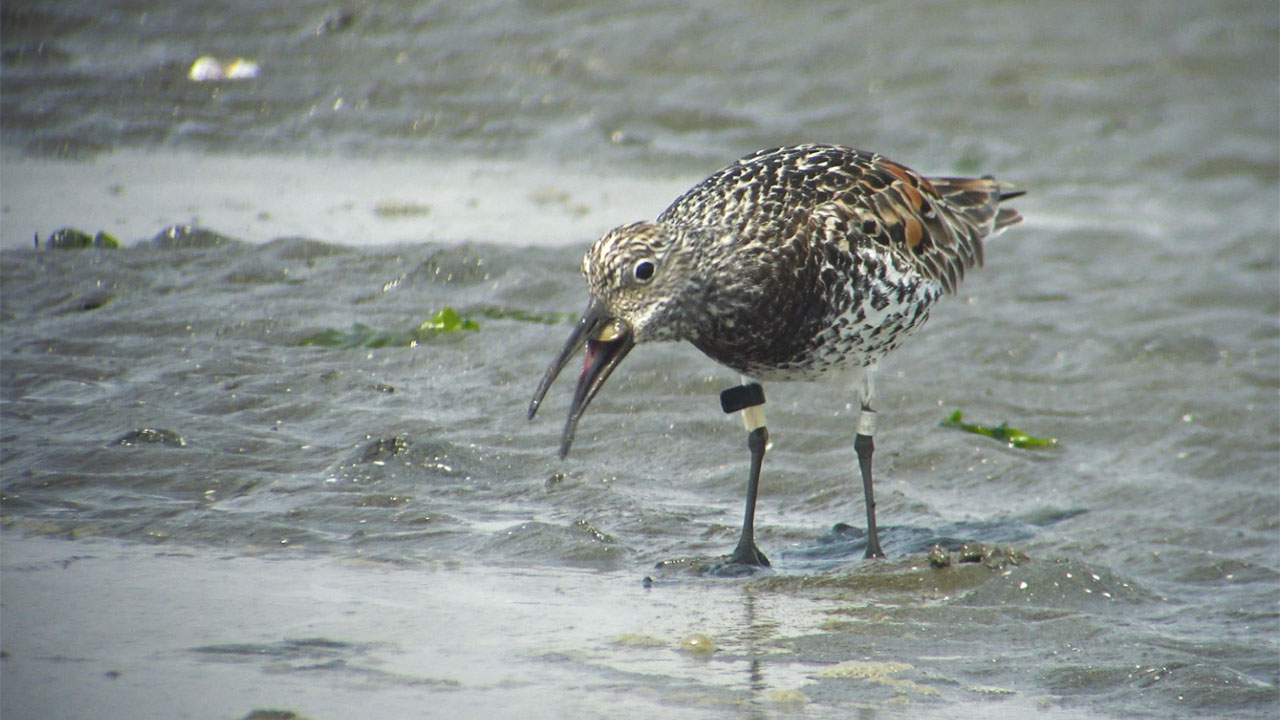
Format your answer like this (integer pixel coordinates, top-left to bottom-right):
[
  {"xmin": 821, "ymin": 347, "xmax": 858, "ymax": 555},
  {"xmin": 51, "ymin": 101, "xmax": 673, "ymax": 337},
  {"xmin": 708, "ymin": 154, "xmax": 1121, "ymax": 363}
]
[{"xmin": 529, "ymin": 144, "xmax": 1023, "ymax": 568}]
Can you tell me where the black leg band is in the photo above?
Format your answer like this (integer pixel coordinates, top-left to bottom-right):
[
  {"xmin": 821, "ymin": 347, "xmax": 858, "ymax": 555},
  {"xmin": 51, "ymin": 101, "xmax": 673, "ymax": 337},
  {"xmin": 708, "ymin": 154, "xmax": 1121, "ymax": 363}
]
[{"xmin": 720, "ymin": 383, "xmax": 765, "ymax": 414}]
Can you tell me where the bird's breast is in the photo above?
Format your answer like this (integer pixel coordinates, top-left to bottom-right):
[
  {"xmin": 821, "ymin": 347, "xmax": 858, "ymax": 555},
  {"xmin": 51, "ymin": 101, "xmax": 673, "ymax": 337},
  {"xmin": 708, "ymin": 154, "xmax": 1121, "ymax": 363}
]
[{"xmin": 687, "ymin": 242, "xmax": 941, "ymax": 381}]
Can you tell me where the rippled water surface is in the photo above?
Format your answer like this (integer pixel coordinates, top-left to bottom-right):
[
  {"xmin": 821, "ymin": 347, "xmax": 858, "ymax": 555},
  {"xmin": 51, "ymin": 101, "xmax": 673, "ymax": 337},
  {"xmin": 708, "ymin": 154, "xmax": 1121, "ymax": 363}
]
[{"xmin": 2, "ymin": 1, "xmax": 1277, "ymax": 718}]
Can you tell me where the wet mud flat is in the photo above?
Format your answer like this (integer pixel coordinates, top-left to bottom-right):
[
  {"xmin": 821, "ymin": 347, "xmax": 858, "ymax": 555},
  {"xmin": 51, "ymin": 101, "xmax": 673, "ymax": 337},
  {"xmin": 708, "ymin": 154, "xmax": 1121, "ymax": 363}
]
[
  {"xmin": 2, "ymin": 209, "xmax": 1277, "ymax": 718},
  {"xmin": 2, "ymin": 534, "xmax": 1237, "ymax": 720}
]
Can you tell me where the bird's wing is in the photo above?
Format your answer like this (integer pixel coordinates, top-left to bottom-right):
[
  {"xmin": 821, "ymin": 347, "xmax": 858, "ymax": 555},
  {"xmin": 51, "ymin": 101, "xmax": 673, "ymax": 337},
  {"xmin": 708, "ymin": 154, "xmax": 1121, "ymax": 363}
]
[
  {"xmin": 810, "ymin": 156, "xmax": 1023, "ymax": 294},
  {"xmin": 659, "ymin": 144, "xmax": 1023, "ymax": 294}
]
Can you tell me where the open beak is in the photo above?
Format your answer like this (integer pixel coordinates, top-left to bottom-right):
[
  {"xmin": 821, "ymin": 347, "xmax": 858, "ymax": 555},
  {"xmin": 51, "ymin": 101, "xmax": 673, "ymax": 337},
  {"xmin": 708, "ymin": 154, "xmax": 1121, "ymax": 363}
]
[{"xmin": 528, "ymin": 297, "xmax": 635, "ymax": 458}]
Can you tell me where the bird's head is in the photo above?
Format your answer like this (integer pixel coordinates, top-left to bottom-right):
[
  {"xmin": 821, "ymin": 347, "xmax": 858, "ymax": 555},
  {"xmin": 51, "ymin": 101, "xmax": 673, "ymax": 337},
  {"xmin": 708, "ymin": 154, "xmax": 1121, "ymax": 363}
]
[{"xmin": 528, "ymin": 221, "xmax": 701, "ymax": 457}]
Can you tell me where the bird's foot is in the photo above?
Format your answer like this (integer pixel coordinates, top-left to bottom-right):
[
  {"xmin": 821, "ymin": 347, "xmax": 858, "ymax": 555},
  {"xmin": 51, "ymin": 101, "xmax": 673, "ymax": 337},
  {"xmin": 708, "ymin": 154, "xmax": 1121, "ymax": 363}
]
[
  {"xmin": 652, "ymin": 550, "xmax": 769, "ymax": 578},
  {"xmin": 732, "ymin": 538, "xmax": 768, "ymax": 566},
  {"xmin": 650, "ymin": 541, "xmax": 771, "ymax": 577},
  {"xmin": 724, "ymin": 540, "xmax": 771, "ymax": 570}
]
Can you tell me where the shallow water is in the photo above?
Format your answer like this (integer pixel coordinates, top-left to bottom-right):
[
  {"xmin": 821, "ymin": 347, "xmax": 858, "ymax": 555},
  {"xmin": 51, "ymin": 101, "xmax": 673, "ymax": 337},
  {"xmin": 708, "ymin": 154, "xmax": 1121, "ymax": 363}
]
[{"xmin": 2, "ymin": 1, "xmax": 1277, "ymax": 718}]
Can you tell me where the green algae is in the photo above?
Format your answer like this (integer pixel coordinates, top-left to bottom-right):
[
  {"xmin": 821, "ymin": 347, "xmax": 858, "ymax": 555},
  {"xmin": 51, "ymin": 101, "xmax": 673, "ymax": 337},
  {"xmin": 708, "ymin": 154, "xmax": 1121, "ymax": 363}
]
[
  {"xmin": 940, "ymin": 410, "xmax": 1058, "ymax": 449},
  {"xmin": 418, "ymin": 306, "xmax": 479, "ymax": 332},
  {"xmin": 299, "ymin": 307, "xmax": 478, "ymax": 348},
  {"xmin": 298, "ymin": 305, "xmax": 575, "ymax": 349},
  {"xmin": 40, "ymin": 228, "xmax": 120, "ymax": 249}
]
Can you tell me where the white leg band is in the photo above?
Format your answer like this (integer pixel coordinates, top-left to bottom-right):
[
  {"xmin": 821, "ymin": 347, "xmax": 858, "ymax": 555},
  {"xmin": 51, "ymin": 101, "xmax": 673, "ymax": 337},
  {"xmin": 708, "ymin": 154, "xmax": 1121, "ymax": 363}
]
[
  {"xmin": 742, "ymin": 405, "xmax": 767, "ymax": 432},
  {"xmin": 856, "ymin": 409, "xmax": 877, "ymax": 436}
]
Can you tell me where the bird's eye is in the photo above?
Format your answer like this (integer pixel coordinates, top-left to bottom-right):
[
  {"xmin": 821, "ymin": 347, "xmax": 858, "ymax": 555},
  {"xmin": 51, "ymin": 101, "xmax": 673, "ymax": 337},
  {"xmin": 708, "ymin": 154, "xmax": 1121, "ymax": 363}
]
[{"xmin": 633, "ymin": 259, "xmax": 656, "ymax": 283}]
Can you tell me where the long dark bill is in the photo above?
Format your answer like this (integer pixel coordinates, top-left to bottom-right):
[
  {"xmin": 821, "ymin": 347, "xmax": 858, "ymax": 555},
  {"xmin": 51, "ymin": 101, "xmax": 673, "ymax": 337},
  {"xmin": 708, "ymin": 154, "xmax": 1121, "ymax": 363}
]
[{"xmin": 527, "ymin": 297, "xmax": 635, "ymax": 459}]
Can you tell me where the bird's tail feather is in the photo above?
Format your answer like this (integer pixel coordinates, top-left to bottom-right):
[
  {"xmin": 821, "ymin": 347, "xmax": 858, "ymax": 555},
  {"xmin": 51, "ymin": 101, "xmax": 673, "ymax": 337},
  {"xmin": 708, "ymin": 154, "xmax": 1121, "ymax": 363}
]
[
  {"xmin": 928, "ymin": 176, "xmax": 1024, "ymax": 235},
  {"xmin": 994, "ymin": 205, "xmax": 1023, "ymax": 232}
]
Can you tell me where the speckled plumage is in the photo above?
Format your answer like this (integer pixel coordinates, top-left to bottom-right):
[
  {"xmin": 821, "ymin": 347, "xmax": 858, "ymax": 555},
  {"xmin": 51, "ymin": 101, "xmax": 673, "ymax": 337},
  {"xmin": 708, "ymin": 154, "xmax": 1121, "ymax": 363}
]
[
  {"xmin": 529, "ymin": 143, "xmax": 1023, "ymax": 566},
  {"xmin": 581, "ymin": 143, "xmax": 1023, "ymax": 384}
]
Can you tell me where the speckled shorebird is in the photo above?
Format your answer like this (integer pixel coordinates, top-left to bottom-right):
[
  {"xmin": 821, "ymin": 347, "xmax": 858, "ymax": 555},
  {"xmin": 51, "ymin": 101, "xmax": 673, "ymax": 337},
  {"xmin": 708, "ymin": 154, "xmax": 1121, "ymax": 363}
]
[{"xmin": 529, "ymin": 143, "xmax": 1023, "ymax": 568}]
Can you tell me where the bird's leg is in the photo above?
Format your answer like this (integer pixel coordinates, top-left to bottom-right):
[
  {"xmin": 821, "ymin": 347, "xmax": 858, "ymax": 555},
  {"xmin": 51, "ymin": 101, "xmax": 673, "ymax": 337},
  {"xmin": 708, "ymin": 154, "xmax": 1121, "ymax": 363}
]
[
  {"xmin": 855, "ymin": 407, "xmax": 886, "ymax": 559},
  {"xmin": 720, "ymin": 383, "xmax": 770, "ymax": 567}
]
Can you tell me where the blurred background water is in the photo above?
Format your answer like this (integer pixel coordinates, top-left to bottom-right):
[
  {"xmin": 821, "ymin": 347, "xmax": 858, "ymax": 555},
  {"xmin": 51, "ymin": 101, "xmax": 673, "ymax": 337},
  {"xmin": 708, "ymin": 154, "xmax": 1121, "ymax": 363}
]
[{"xmin": 1, "ymin": 1, "xmax": 1277, "ymax": 718}]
